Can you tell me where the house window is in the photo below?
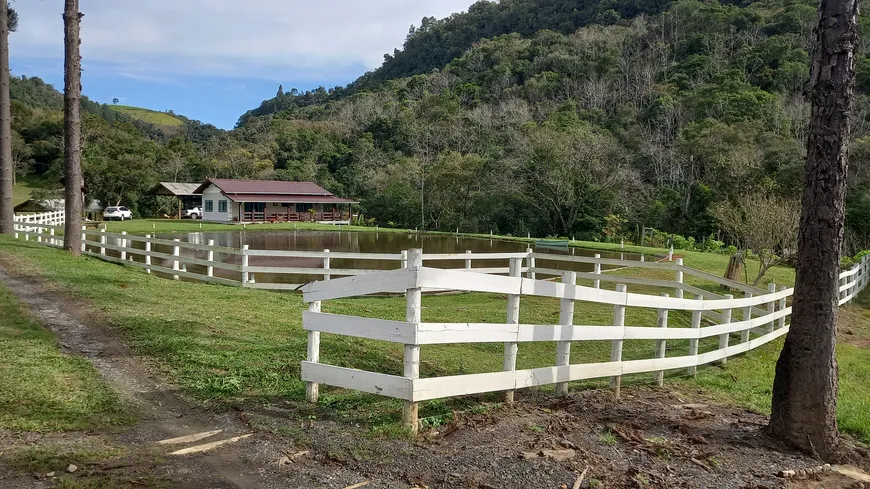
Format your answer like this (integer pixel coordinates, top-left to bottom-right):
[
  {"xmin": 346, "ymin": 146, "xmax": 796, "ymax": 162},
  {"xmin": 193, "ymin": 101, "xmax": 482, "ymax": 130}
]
[
  {"xmin": 218, "ymin": 200, "xmax": 227, "ymax": 213},
  {"xmin": 295, "ymin": 203, "xmax": 313, "ymax": 213},
  {"xmin": 205, "ymin": 200, "xmax": 214, "ymax": 212},
  {"xmin": 244, "ymin": 203, "xmax": 265, "ymax": 213}
]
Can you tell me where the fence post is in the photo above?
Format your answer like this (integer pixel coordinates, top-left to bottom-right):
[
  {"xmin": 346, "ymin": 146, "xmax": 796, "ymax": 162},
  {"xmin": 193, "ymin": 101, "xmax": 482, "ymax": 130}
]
[
  {"xmin": 241, "ymin": 244, "xmax": 249, "ymax": 286},
  {"xmin": 305, "ymin": 300, "xmax": 322, "ymax": 403},
  {"xmin": 144, "ymin": 235, "xmax": 152, "ymax": 274},
  {"xmin": 323, "ymin": 249, "xmax": 331, "ymax": 281},
  {"xmin": 401, "ymin": 249, "xmax": 408, "ymax": 270},
  {"xmin": 99, "ymin": 229, "xmax": 106, "ymax": 256},
  {"xmin": 668, "ymin": 245, "xmax": 674, "ymax": 261},
  {"xmin": 555, "ymin": 271, "xmax": 576, "ymax": 396},
  {"xmin": 207, "ymin": 239, "xmax": 215, "ymax": 278},
  {"xmin": 171, "ymin": 239, "xmax": 181, "ymax": 280},
  {"xmin": 853, "ymin": 265, "xmax": 859, "ymax": 301},
  {"xmin": 719, "ymin": 294, "xmax": 733, "ymax": 365},
  {"xmin": 49, "ymin": 227, "xmax": 55, "ymax": 246},
  {"xmin": 654, "ymin": 293, "xmax": 669, "ymax": 387},
  {"xmin": 741, "ymin": 292, "xmax": 753, "ymax": 343},
  {"xmin": 675, "ymin": 258, "xmax": 684, "ymax": 299},
  {"xmin": 402, "ymin": 249, "xmax": 423, "ymax": 433},
  {"xmin": 778, "ymin": 286, "xmax": 787, "ymax": 330},
  {"xmin": 81, "ymin": 226, "xmax": 86, "ymax": 253},
  {"xmin": 526, "ymin": 248, "xmax": 535, "ymax": 279},
  {"xmin": 766, "ymin": 283, "xmax": 776, "ymax": 332},
  {"xmin": 37, "ymin": 225, "xmax": 43, "ymax": 244},
  {"xmin": 640, "ymin": 255, "xmax": 645, "ymax": 263},
  {"xmin": 688, "ymin": 294, "xmax": 703, "ymax": 377},
  {"xmin": 593, "ymin": 254, "xmax": 602, "ymax": 289},
  {"xmin": 465, "ymin": 250, "xmax": 472, "ymax": 270},
  {"xmin": 611, "ymin": 284, "xmax": 627, "ymax": 399},
  {"xmin": 504, "ymin": 256, "xmax": 522, "ymax": 404},
  {"xmin": 120, "ymin": 232, "xmax": 128, "ymax": 261}
]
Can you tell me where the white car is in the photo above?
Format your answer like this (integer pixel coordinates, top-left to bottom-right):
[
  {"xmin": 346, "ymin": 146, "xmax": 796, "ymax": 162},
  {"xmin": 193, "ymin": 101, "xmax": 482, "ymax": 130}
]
[
  {"xmin": 103, "ymin": 206, "xmax": 133, "ymax": 221},
  {"xmin": 184, "ymin": 206, "xmax": 202, "ymax": 219}
]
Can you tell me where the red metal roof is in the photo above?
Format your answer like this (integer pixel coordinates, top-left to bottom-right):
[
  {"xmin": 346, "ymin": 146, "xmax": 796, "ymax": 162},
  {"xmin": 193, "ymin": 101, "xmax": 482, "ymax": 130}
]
[
  {"xmin": 196, "ymin": 178, "xmax": 333, "ymax": 196},
  {"xmin": 225, "ymin": 194, "xmax": 358, "ymax": 204}
]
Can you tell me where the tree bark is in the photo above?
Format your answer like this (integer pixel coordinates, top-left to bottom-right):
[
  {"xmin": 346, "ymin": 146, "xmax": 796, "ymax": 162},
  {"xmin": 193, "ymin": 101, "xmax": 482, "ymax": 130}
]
[
  {"xmin": 62, "ymin": 0, "xmax": 83, "ymax": 254},
  {"xmin": 768, "ymin": 0, "xmax": 858, "ymax": 459},
  {"xmin": 0, "ymin": 2, "xmax": 13, "ymax": 235}
]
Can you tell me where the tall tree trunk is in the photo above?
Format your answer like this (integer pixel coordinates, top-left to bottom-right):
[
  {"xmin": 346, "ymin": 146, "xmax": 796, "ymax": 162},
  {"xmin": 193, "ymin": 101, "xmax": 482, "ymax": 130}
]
[
  {"xmin": 768, "ymin": 0, "xmax": 858, "ymax": 459},
  {"xmin": 0, "ymin": 2, "xmax": 12, "ymax": 235},
  {"xmin": 62, "ymin": 0, "xmax": 83, "ymax": 255}
]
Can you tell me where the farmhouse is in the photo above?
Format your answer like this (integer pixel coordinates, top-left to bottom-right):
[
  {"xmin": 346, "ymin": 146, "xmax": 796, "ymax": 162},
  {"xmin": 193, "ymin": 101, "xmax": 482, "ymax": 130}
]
[{"xmin": 194, "ymin": 178, "xmax": 357, "ymax": 224}]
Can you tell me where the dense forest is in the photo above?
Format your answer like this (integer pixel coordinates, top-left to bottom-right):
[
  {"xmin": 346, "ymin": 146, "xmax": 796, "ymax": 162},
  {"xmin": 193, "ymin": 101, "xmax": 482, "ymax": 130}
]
[{"xmin": 14, "ymin": 0, "xmax": 870, "ymax": 251}]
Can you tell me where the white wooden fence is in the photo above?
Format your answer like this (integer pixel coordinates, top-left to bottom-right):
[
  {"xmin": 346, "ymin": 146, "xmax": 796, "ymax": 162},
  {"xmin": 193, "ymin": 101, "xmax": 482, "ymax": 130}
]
[
  {"xmin": 13, "ymin": 210, "xmax": 65, "ymax": 226},
  {"xmin": 9, "ymin": 222, "xmax": 777, "ymax": 296},
  {"xmin": 10, "ymin": 223, "xmax": 536, "ymax": 288},
  {"xmin": 301, "ymin": 249, "xmax": 870, "ymax": 432}
]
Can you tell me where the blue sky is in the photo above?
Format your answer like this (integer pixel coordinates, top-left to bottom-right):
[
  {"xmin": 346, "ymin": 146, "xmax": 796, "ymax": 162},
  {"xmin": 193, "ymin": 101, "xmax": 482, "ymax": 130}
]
[{"xmin": 10, "ymin": 0, "xmax": 475, "ymax": 129}]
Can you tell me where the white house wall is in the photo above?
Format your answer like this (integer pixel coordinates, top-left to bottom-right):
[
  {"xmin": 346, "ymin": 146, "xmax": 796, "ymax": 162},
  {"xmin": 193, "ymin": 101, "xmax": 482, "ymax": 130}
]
[{"xmin": 201, "ymin": 185, "xmax": 231, "ymax": 222}]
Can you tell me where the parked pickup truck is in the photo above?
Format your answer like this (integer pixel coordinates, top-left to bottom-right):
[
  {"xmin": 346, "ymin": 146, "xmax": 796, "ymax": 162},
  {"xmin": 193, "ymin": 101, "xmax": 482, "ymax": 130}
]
[{"xmin": 184, "ymin": 206, "xmax": 202, "ymax": 219}]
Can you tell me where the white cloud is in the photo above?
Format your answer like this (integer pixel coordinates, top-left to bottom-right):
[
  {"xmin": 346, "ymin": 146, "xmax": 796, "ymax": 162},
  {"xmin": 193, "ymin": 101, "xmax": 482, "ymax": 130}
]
[{"xmin": 10, "ymin": 0, "xmax": 476, "ymax": 82}]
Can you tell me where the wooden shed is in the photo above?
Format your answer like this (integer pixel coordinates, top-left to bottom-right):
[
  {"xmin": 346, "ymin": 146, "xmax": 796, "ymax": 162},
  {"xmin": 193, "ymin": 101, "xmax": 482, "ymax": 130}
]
[{"xmin": 148, "ymin": 182, "xmax": 202, "ymax": 219}]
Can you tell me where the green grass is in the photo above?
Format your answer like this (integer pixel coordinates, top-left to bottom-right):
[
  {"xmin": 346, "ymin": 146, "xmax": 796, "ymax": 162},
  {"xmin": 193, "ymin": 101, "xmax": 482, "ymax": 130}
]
[
  {"xmin": 12, "ymin": 175, "xmax": 50, "ymax": 206},
  {"xmin": 4, "ymin": 233, "xmax": 866, "ymax": 442},
  {"xmin": 107, "ymin": 105, "xmax": 183, "ymax": 128},
  {"xmin": 681, "ymin": 292, "xmax": 870, "ymax": 443},
  {"xmin": 0, "ymin": 281, "xmax": 131, "ymax": 431}
]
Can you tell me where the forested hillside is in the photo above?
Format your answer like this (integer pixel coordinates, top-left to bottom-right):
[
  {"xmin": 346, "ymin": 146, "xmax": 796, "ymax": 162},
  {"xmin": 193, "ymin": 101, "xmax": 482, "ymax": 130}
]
[
  {"xmin": 353, "ymin": 0, "xmax": 670, "ymax": 90},
  {"xmin": 229, "ymin": 0, "xmax": 870, "ymax": 250},
  {"xmin": 15, "ymin": 0, "xmax": 870, "ymax": 251}
]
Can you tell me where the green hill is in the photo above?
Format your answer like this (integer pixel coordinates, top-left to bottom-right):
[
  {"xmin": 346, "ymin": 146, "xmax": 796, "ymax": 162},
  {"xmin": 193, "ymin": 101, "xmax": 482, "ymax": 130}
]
[
  {"xmin": 107, "ymin": 105, "xmax": 184, "ymax": 128},
  {"xmin": 231, "ymin": 0, "xmax": 870, "ymax": 250}
]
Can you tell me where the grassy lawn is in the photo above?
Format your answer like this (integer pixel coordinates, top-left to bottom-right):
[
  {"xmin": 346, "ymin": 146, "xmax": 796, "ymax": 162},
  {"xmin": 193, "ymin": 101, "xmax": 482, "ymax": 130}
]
[
  {"xmin": 682, "ymin": 295, "xmax": 870, "ymax": 442},
  {"xmin": 1, "ymin": 234, "xmax": 865, "ymax": 442},
  {"xmin": 107, "ymin": 105, "xmax": 183, "ymax": 127},
  {"xmin": 0, "ymin": 281, "xmax": 130, "ymax": 432}
]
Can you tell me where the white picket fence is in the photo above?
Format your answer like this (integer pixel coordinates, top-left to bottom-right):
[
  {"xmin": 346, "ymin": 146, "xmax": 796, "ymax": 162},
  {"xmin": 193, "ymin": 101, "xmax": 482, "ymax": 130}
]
[
  {"xmin": 13, "ymin": 210, "xmax": 65, "ymax": 226},
  {"xmin": 301, "ymin": 249, "xmax": 870, "ymax": 432},
  {"xmin": 10, "ymin": 222, "xmax": 778, "ymax": 296}
]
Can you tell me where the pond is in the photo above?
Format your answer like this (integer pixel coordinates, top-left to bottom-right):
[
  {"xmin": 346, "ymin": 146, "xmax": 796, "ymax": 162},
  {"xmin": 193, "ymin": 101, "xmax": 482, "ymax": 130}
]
[{"xmin": 99, "ymin": 230, "xmax": 646, "ymax": 286}]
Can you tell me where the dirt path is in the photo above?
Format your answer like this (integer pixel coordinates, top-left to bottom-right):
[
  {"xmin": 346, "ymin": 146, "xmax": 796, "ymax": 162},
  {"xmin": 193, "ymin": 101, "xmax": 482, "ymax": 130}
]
[
  {"xmin": 0, "ymin": 262, "xmax": 399, "ymax": 489},
  {"xmin": 2, "ymin": 258, "xmax": 870, "ymax": 489}
]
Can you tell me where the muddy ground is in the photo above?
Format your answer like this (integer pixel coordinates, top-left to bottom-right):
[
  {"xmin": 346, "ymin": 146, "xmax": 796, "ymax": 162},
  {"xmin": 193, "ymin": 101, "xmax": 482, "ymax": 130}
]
[{"xmin": 1, "ymin": 262, "xmax": 868, "ymax": 489}]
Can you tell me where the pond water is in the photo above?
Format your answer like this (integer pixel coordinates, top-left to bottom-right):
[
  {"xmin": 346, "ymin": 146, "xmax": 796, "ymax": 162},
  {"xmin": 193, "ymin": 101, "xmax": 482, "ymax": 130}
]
[{"xmin": 96, "ymin": 230, "xmax": 645, "ymax": 285}]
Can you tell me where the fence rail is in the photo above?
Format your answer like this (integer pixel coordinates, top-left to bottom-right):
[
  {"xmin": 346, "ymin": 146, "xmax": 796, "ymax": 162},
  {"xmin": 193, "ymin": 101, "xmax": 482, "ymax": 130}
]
[
  {"xmin": 300, "ymin": 248, "xmax": 870, "ymax": 433},
  {"xmin": 13, "ymin": 210, "xmax": 65, "ymax": 227},
  {"xmin": 10, "ymin": 220, "xmax": 870, "ymax": 432},
  {"xmin": 10, "ymin": 223, "xmax": 540, "ymax": 288}
]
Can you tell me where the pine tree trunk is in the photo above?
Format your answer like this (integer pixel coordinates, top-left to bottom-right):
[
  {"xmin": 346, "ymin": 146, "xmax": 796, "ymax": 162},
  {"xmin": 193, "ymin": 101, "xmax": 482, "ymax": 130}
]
[
  {"xmin": 0, "ymin": 2, "xmax": 13, "ymax": 235},
  {"xmin": 768, "ymin": 0, "xmax": 858, "ymax": 459},
  {"xmin": 62, "ymin": 0, "xmax": 83, "ymax": 255}
]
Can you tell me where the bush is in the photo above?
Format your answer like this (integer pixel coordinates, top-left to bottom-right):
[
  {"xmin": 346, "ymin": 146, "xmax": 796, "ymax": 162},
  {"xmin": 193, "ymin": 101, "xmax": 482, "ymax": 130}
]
[{"xmin": 700, "ymin": 234, "xmax": 725, "ymax": 253}]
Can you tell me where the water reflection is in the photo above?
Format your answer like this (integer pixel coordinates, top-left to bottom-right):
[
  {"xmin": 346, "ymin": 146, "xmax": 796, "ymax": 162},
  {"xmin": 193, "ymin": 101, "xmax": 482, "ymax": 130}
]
[{"xmin": 90, "ymin": 230, "xmax": 643, "ymax": 286}]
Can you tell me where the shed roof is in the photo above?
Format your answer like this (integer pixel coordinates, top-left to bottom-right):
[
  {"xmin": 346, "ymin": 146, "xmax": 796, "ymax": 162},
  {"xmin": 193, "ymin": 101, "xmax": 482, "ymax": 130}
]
[
  {"xmin": 195, "ymin": 178, "xmax": 332, "ymax": 196},
  {"xmin": 14, "ymin": 199, "xmax": 64, "ymax": 213},
  {"xmin": 149, "ymin": 182, "xmax": 202, "ymax": 196}
]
